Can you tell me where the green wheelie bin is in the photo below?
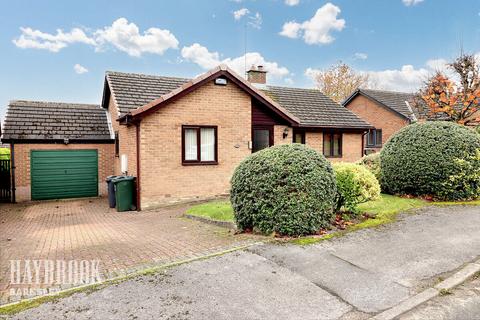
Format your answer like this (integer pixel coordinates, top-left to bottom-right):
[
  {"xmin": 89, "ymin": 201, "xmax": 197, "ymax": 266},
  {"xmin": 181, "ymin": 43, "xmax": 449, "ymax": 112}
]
[{"xmin": 112, "ymin": 176, "xmax": 136, "ymax": 212}]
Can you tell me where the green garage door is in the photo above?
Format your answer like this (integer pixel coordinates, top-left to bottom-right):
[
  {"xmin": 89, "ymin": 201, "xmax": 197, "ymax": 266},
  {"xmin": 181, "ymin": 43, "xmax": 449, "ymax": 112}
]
[{"xmin": 31, "ymin": 150, "xmax": 98, "ymax": 200}]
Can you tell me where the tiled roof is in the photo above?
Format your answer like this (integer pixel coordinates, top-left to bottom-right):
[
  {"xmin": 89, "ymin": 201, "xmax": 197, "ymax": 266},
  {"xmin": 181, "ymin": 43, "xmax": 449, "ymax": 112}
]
[
  {"xmin": 107, "ymin": 69, "xmax": 372, "ymax": 129},
  {"xmin": 263, "ymin": 86, "xmax": 373, "ymax": 129},
  {"xmin": 1, "ymin": 100, "xmax": 112, "ymax": 142},
  {"xmin": 106, "ymin": 71, "xmax": 190, "ymax": 116},
  {"xmin": 350, "ymin": 89, "xmax": 416, "ymax": 120}
]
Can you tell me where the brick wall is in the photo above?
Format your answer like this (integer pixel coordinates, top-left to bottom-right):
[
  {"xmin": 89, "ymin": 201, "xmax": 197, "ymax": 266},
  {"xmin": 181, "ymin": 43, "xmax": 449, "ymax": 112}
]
[
  {"xmin": 138, "ymin": 80, "xmax": 252, "ymax": 209},
  {"xmin": 305, "ymin": 131, "xmax": 363, "ymax": 163},
  {"xmin": 346, "ymin": 95, "xmax": 409, "ymax": 152},
  {"xmin": 13, "ymin": 143, "xmax": 114, "ymax": 202},
  {"xmin": 107, "ymin": 95, "xmax": 138, "ymax": 176}
]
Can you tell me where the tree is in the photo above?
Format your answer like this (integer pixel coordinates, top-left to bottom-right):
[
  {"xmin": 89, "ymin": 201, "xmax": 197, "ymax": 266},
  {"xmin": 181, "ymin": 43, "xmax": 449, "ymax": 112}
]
[
  {"xmin": 418, "ymin": 54, "xmax": 480, "ymax": 125},
  {"xmin": 314, "ymin": 62, "xmax": 373, "ymax": 103}
]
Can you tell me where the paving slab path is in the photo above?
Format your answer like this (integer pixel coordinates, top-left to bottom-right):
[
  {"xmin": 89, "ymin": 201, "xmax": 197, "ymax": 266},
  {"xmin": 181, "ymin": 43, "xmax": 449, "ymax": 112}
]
[{"xmin": 6, "ymin": 205, "xmax": 480, "ymax": 320}]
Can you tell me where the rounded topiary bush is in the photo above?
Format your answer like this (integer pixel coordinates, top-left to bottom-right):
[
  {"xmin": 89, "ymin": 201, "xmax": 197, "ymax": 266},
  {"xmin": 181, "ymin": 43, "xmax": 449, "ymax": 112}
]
[
  {"xmin": 230, "ymin": 144, "xmax": 337, "ymax": 236},
  {"xmin": 333, "ymin": 163, "xmax": 380, "ymax": 213},
  {"xmin": 381, "ymin": 121, "xmax": 480, "ymax": 200}
]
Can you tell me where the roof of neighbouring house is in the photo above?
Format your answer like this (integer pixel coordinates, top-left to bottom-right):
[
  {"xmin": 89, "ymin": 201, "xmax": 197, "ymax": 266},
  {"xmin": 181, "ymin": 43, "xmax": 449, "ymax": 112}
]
[
  {"xmin": 1, "ymin": 100, "xmax": 113, "ymax": 142},
  {"xmin": 343, "ymin": 88, "xmax": 417, "ymax": 121},
  {"xmin": 263, "ymin": 86, "xmax": 372, "ymax": 129},
  {"xmin": 104, "ymin": 66, "xmax": 373, "ymax": 130}
]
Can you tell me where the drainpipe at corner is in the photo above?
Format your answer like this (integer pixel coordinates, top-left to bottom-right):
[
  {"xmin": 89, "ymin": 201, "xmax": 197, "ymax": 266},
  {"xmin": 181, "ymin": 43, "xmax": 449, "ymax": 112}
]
[
  {"xmin": 135, "ymin": 122, "xmax": 141, "ymax": 211},
  {"xmin": 10, "ymin": 143, "xmax": 16, "ymax": 203},
  {"xmin": 361, "ymin": 131, "xmax": 367, "ymax": 157}
]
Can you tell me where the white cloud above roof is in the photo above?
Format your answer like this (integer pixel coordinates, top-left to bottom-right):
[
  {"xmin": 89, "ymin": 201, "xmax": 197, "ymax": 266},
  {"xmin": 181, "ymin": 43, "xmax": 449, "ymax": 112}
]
[
  {"xmin": 181, "ymin": 43, "xmax": 289, "ymax": 79},
  {"xmin": 285, "ymin": 0, "xmax": 300, "ymax": 6},
  {"xmin": 402, "ymin": 0, "xmax": 424, "ymax": 6},
  {"xmin": 73, "ymin": 64, "xmax": 88, "ymax": 74},
  {"xmin": 280, "ymin": 3, "xmax": 345, "ymax": 45},
  {"xmin": 94, "ymin": 18, "xmax": 179, "ymax": 57},
  {"xmin": 233, "ymin": 8, "xmax": 249, "ymax": 20},
  {"xmin": 12, "ymin": 27, "xmax": 95, "ymax": 52},
  {"xmin": 13, "ymin": 18, "xmax": 179, "ymax": 57}
]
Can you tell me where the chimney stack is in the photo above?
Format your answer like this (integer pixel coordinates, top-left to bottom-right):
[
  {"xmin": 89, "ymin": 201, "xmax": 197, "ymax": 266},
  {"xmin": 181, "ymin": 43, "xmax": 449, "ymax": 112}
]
[{"xmin": 247, "ymin": 65, "xmax": 267, "ymax": 84}]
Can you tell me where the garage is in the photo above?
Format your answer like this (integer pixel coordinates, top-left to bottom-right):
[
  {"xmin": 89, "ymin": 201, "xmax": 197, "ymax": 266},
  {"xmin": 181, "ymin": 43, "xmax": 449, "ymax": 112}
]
[
  {"xmin": 0, "ymin": 100, "xmax": 115, "ymax": 202},
  {"xmin": 31, "ymin": 150, "xmax": 99, "ymax": 200}
]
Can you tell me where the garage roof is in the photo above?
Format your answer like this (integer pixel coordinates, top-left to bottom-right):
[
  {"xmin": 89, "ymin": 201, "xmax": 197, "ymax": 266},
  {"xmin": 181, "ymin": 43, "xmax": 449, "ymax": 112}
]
[{"xmin": 1, "ymin": 100, "xmax": 113, "ymax": 143}]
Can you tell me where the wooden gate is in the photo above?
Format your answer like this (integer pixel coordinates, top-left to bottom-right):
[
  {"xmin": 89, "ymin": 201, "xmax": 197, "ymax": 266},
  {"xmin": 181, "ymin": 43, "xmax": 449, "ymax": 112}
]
[{"xmin": 0, "ymin": 159, "xmax": 12, "ymax": 202}]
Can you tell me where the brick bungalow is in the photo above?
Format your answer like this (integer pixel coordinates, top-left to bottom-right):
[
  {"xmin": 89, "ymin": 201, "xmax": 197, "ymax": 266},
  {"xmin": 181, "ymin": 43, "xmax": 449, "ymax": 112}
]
[
  {"xmin": 342, "ymin": 89, "xmax": 416, "ymax": 154},
  {"xmin": 104, "ymin": 65, "xmax": 372, "ymax": 209},
  {"xmin": 1, "ymin": 65, "xmax": 372, "ymax": 207}
]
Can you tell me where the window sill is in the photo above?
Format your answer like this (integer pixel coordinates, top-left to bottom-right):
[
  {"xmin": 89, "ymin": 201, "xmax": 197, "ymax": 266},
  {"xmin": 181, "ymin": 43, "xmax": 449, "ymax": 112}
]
[
  {"xmin": 182, "ymin": 161, "xmax": 218, "ymax": 166},
  {"xmin": 324, "ymin": 155, "xmax": 343, "ymax": 159}
]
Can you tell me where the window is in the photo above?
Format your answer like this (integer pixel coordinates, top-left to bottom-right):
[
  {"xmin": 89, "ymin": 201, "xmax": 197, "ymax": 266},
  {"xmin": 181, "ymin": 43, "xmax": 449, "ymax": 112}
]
[
  {"xmin": 367, "ymin": 129, "xmax": 382, "ymax": 147},
  {"xmin": 293, "ymin": 130, "xmax": 305, "ymax": 144},
  {"xmin": 182, "ymin": 126, "xmax": 217, "ymax": 165},
  {"xmin": 114, "ymin": 131, "xmax": 119, "ymax": 157},
  {"xmin": 323, "ymin": 133, "xmax": 342, "ymax": 158}
]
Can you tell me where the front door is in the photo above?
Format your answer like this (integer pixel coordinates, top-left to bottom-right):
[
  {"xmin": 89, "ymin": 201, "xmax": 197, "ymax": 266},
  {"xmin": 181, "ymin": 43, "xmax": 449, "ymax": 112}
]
[{"xmin": 252, "ymin": 125, "xmax": 273, "ymax": 153}]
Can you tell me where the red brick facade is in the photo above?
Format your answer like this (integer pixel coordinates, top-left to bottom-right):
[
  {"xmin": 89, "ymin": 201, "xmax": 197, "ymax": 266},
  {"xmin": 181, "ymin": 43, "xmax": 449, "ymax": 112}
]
[
  {"xmin": 109, "ymin": 79, "xmax": 365, "ymax": 209},
  {"xmin": 345, "ymin": 95, "xmax": 409, "ymax": 153}
]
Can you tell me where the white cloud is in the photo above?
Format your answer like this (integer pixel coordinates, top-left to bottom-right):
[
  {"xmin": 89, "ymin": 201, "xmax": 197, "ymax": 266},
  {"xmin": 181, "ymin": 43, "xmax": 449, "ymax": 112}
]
[
  {"xmin": 180, "ymin": 43, "xmax": 220, "ymax": 69},
  {"xmin": 181, "ymin": 43, "xmax": 289, "ymax": 79},
  {"xmin": 13, "ymin": 18, "xmax": 178, "ymax": 57},
  {"xmin": 94, "ymin": 18, "xmax": 179, "ymax": 57},
  {"xmin": 13, "ymin": 27, "xmax": 95, "ymax": 52},
  {"xmin": 354, "ymin": 52, "xmax": 368, "ymax": 60},
  {"xmin": 280, "ymin": 3, "xmax": 345, "ymax": 45},
  {"xmin": 248, "ymin": 12, "xmax": 262, "ymax": 29},
  {"xmin": 285, "ymin": 0, "xmax": 300, "ymax": 6},
  {"xmin": 402, "ymin": 0, "xmax": 424, "ymax": 6},
  {"xmin": 73, "ymin": 63, "xmax": 88, "ymax": 74},
  {"xmin": 279, "ymin": 21, "xmax": 302, "ymax": 38},
  {"xmin": 233, "ymin": 8, "xmax": 249, "ymax": 20},
  {"xmin": 305, "ymin": 61, "xmax": 437, "ymax": 92},
  {"xmin": 284, "ymin": 77, "xmax": 294, "ymax": 85},
  {"xmin": 365, "ymin": 65, "xmax": 430, "ymax": 92}
]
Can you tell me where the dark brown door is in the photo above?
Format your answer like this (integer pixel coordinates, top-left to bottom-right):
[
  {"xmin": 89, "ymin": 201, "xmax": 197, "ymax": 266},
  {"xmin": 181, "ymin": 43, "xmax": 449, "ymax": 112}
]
[{"xmin": 252, "ymin": 125, "xmax": 273, "ymax": 152}]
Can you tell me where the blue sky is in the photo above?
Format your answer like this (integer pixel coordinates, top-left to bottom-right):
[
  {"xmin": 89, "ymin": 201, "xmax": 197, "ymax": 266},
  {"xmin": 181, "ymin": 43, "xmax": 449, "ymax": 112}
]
[{"xmin": 1, "ymin": 0, "xmax": 479, "ymax": 123}]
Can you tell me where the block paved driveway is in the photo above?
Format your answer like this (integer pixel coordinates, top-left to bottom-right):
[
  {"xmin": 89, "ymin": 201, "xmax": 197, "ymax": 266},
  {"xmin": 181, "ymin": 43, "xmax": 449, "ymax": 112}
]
[{"xmin": 0, "ymin": 198, "xmax": 258, "ymax": 304}]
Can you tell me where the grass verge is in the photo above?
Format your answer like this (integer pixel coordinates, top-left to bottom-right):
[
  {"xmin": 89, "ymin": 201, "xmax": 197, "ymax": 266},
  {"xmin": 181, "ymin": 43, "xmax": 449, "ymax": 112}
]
[{"xmin": 185, "ymin": 201, "xmax": 234, "ymax": 222}]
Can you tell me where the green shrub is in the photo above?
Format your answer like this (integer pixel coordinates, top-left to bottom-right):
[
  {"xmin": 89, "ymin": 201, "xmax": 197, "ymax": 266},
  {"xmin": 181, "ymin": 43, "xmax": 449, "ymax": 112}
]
[
  {"xmin": 357, "ymin": 153, "xmax": 382, "ymax": 183},
  {"xmin": 333, "ymin": 163, "xmax": 381, "ymax": 212},
  {"xmin": 230, "ymin": 144, "xmax": 337, "ymax": 236},
  {"xmin": 0, "ymin": 148, "xmax": 10, "ymax": 160},
  {"xmin": 381, "ymin": 121, "xmax": 480, "ymax": 200}
]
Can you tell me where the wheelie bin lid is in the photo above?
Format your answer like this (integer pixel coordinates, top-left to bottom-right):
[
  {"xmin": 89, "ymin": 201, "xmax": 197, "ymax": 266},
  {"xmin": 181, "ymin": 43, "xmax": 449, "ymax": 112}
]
[
  {"xmin": 112, "ymin": 176, "xmax": 136, "ymax": 183},
  {"xmin": 106, "ymin": 175, "xmax": 120, "ymax": 182}
]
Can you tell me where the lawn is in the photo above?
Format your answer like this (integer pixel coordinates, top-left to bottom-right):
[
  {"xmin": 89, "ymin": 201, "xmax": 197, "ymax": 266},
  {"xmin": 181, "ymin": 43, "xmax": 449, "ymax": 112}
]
[
  {"xmin": 185, "ymin": 200, "xmax": 234, "ymax": 222},
  {"xmin": 185, "ymin": 194, "xmax": 479, "ymax": 231}
]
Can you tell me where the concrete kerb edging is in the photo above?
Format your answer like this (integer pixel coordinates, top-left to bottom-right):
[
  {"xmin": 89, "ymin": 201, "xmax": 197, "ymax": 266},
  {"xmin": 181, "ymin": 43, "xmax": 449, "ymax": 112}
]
[
  {"xmin": 184, "ymin": 214, "xmax": 236, "ymax": 229},
  {"xmin": 371, "ymin": 260, "xmax": 480, "ymax": 320},
  {"xmin": 0, "ymin": 241, "xmax": 264, "ymax": 314}
]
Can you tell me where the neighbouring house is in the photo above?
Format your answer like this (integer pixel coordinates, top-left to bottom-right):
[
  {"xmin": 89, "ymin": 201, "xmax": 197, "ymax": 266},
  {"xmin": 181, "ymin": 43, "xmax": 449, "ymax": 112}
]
[
  {"xmin": 1, "ymin": 65, "xmax": 372, "ymax": 207},
  {"xmin": 343, "ymin": 89, "xmax": 416, "ymax": 154},
  {"xmin": 0, "ymin": 101, "xmax": 114, "ymax": 202},
  {"xmin": 104, "ymin": 65, "xmax": 372, "ymax": 209}
]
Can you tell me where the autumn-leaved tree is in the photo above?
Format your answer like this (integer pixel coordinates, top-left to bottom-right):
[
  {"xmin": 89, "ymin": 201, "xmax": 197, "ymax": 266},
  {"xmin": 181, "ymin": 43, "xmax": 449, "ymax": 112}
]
[
  {"xmin": 418, "ymin": 54, "xmax": 480, "ymax": 125},
  {"xmin": 314, "ymin": 62, "xmax": 373, "ymax": 103}
]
